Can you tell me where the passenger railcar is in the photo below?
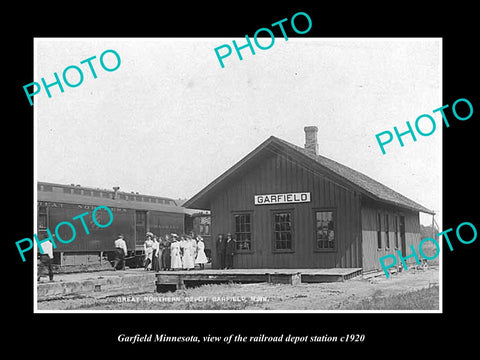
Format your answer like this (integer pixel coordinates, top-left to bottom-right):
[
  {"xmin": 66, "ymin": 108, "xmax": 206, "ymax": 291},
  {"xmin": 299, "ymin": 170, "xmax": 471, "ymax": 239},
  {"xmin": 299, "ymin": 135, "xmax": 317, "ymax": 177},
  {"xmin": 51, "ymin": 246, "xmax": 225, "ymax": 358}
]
[{"xmin": 37, "ymin": 182, "xmax": 185, "ymax": 267}]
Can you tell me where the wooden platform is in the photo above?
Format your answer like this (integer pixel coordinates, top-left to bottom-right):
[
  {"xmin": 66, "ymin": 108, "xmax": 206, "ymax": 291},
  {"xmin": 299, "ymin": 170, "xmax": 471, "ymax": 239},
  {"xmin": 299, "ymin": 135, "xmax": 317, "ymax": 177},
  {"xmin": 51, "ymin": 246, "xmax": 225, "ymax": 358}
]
[{"xmin": 155, "ymin": 268, "xmax": 362, "ymax": 291}]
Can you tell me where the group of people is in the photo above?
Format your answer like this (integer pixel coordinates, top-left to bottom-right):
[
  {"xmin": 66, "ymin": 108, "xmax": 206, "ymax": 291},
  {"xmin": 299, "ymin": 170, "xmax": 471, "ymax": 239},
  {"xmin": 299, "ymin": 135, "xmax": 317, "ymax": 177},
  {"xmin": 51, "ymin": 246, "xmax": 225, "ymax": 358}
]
[
  {"xmin": 112, "ymin": 232, "xmax": 209, "ymax": 271},
  {"xmin": 113, "ymin": 231, "xmax": 239, "ymax": 272},
  {"xmin": 143, "ymin": 232, "xmax": 209, "ymax": 271}
]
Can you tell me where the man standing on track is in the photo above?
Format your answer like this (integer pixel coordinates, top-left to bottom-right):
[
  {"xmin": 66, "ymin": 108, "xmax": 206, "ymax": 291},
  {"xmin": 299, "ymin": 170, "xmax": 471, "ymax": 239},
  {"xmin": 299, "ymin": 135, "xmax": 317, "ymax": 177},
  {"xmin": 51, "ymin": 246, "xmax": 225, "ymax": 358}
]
[{"xmin": 37, "ymin": 233, "xmax": 54, "ymax": 282}]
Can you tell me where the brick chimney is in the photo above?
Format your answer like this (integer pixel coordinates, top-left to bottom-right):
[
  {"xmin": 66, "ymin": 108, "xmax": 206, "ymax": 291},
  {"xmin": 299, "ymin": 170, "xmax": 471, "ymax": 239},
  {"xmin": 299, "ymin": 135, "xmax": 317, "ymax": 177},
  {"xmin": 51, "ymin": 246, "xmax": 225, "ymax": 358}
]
[{"xmin": 304, "ymin": 126, "xmax": 318, "ymax": 155}]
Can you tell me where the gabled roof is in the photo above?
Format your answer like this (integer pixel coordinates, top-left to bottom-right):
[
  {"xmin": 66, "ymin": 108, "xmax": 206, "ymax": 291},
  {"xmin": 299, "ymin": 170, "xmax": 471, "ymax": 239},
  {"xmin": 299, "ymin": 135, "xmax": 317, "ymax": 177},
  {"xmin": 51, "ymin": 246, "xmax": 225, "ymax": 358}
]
[{"xmin": 184, "ymin": 136, "xmax": 434, "ymax": 214}]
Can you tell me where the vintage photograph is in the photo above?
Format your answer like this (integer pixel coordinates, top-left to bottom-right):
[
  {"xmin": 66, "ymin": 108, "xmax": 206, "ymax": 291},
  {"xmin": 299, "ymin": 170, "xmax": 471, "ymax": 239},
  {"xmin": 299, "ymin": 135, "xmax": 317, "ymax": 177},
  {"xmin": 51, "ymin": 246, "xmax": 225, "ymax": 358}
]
[{"xmin": 34, "ymin": 37, "xmax": 442, "ymax": 312}]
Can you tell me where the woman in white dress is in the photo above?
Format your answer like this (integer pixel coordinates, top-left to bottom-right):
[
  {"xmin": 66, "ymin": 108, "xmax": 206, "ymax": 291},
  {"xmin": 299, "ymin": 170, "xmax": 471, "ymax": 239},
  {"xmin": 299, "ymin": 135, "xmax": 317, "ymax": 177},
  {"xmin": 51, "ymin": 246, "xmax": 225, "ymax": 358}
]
[
  {"xmin": 195, "ymin": 236, "xmax": 208, "ymax": 270},
  {"xmin": 181, "ymin": 236, "xmax": 195, "ymax": 270},
  {"xmin": 170, "ymin": 237, "xmax": 182, "ymax": 270}
]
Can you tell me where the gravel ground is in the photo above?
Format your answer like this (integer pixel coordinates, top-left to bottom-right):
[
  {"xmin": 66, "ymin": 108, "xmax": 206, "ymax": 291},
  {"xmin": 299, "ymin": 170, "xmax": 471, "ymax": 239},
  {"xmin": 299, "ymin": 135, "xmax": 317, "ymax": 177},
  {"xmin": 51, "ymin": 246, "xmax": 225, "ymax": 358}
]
[{"xmin": 37, "ymin": 266, "xmax": 439, "ymax": 311}]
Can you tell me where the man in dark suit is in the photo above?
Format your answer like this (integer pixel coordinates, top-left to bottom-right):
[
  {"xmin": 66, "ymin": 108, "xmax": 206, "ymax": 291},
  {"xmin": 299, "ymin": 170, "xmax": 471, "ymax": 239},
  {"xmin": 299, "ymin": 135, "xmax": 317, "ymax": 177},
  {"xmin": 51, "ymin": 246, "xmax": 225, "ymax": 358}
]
[
  {"xmin": 225, "ymin": 233, "xmax": 236, "ymax": 269},
  {"xmin": 216, "ymin": 234, "xmax": 226, "ymax": 269}
]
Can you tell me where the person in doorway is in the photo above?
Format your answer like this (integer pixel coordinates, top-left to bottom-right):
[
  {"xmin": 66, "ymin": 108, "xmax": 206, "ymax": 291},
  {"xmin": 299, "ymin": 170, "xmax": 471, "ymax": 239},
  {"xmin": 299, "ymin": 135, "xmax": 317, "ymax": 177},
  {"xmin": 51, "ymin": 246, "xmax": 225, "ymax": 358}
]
[
  {"xmin": 225, "ymin": 233, "xmax": 236, "ymax": 269},
  {"xmin": 113, "ymin": 233, "xmax": 128, "ymax": 270},
  {"xmin": 195, "ymin": 236, "xmax": 208, "ymax": 270},
  {"xmin": 216, "ymin": 233, "xmax": 226, "ymax": 269},
  {"xmin": 37, "ymin": 233, "xmax": 54, "ymax": 281}
]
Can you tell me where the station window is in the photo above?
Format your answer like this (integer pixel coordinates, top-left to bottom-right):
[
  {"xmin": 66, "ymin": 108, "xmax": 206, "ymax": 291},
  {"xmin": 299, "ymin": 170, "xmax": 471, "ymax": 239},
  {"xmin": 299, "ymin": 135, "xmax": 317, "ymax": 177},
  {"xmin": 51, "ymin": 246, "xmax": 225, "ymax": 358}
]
[
  {"xmin": 198, "ymin": 217, "xmax": 211, "ymax": 236},
  {"xmin": 272, "ymin": 211, "xmax": 293, "ymax": 251},
  {"xmin": 315, "ymin": 210, "xmax": 335, "ymax": 250},
  {"xmin": 233, "ymin": 213, "xmax": 252, "ymax": 251}
]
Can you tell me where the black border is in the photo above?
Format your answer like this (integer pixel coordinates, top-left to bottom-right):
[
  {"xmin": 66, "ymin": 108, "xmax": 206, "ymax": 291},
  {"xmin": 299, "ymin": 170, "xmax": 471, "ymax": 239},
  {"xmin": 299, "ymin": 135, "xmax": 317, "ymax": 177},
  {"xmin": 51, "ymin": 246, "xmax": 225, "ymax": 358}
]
[{"xmin": 7, "ymin": 2, "xmax": 479, "ymax": 353}]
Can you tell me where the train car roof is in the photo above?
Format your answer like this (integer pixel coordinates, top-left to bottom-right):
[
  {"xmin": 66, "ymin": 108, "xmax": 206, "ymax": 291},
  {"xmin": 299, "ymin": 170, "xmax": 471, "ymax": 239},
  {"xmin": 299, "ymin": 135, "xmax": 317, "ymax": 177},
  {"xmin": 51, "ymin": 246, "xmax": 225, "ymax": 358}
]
[{"xmin": 37, "ymin": 181, "xmax": 186, "ymax": 214}]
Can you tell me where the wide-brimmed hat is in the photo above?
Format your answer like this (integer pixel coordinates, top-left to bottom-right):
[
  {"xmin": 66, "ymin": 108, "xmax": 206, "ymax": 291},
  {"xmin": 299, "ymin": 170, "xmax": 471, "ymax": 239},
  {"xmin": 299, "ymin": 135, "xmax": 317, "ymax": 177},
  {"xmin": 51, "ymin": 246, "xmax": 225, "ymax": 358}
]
[{"xmin": 146, "ymin": 232, "xmax": 154, "ymax": 237}]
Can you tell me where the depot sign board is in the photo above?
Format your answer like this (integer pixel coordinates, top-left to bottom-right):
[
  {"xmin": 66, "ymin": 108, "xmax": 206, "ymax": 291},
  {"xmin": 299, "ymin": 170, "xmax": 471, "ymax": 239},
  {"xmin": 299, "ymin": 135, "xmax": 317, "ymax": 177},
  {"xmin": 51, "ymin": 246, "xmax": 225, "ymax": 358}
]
[{"xmin": 254, "ymin": 192, "xmax": 311, "ymax": 205}]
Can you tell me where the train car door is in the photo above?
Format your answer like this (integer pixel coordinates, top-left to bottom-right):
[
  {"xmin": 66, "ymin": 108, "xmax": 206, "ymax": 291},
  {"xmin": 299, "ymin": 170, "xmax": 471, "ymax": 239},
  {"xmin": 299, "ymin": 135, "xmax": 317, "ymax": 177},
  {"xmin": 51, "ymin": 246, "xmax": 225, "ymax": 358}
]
[{"xmin": 135, "ymin": 210, "xmax": 147, "ymax": 249}]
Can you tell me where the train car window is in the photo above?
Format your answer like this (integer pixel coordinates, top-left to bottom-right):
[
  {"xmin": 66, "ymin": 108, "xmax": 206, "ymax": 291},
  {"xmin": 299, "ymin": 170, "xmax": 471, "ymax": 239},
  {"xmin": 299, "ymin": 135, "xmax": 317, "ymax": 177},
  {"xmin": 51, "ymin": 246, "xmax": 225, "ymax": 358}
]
[
  {"xmin": 38, "ymin": 206, "xmax": 48, "ymax": 230},
  {"xmin": 73, "ymin": 188, "xmax": 82, "ymax": 195},
  {"xmin": 93, "ymin": 191, "xmax": 100, "ymax": 197}
]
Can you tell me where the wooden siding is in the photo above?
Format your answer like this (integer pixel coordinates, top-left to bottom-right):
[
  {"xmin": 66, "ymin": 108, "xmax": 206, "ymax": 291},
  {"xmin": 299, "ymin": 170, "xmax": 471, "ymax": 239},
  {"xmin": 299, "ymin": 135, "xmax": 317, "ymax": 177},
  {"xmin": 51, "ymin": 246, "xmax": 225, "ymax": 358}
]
[
  {"xmin": 210, "ymin": 152, "xmax": 362, "ymax": 269},
  {"xmin": 360, "ymin": 199, "xmax": 421, "ymax": 272}
]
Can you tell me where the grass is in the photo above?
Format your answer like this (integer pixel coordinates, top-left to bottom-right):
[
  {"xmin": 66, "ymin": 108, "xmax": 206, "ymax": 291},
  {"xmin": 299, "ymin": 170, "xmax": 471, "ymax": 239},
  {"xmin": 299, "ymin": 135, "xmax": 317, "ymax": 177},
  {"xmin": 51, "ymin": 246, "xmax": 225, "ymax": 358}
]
[{"xmin": 346, "ymin": 285, "xmax": 439, "ymax": 310}]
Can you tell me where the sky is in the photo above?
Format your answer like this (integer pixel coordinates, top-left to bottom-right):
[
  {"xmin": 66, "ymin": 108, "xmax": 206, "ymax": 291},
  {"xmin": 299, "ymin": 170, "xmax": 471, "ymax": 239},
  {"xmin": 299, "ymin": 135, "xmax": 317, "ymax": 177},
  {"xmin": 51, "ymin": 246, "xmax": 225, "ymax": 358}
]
[{"xmin": 35, "ymin": 38, "xmax": 442, "ymax": 226}]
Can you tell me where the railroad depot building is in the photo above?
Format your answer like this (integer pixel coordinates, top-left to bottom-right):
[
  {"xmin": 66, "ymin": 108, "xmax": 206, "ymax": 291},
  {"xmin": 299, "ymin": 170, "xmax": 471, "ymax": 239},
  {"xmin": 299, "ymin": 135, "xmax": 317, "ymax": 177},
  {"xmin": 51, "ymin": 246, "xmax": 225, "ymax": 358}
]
[{"xmin": 184, "ymin": 126, "xmax": 434, "ymax": 272}]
